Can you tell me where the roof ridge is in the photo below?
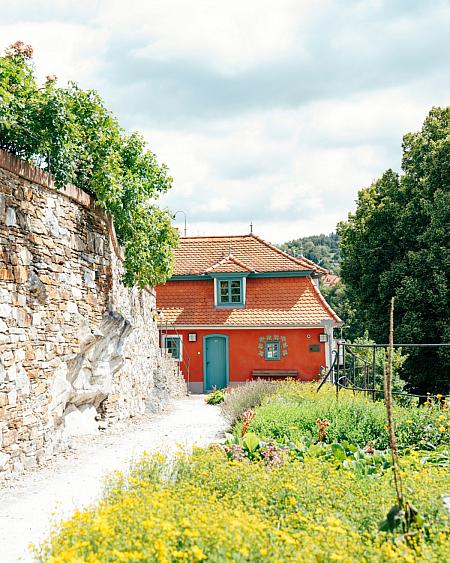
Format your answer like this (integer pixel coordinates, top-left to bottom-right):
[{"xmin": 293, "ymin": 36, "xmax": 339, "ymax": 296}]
[
  {"xmin": 250, "ymin": 234, "xmax": 326, "ymax": 273},
  {"xmin": 308, "ymin": 277, "xmax": 342, "ymax": 324},
  {"xmin": 204, "ymin": 254, "xmax": 255, "ymax": 273},
  {"xmin": 180, "ymin": 234, "xmax": 253, "ymax": 240},
  {"xmin": 297, "ymin": 255, "xmax": 328, "ymax": 274}
]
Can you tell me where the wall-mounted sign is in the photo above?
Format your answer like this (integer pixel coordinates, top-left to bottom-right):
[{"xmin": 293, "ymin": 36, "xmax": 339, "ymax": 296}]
[
  {"xmin": 319, "ymin": 333, "xmax": 328, "ymax": 343},
  {"xmin": 188, "ymin": 333, "xmax": 197, "ymax": 342},
  {"xmin": 309, "ymin": 344, "xmax": 321, "ymax": 352}
]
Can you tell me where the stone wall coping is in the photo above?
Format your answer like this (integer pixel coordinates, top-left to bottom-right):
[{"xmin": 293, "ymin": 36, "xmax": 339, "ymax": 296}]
[
  {"xmin": 0, "ymin": 148, "xmax": 125, "ymax": 262},
  {"xmin": 0, "ymin": 149, "xmax": 91, "ymax": 208}
]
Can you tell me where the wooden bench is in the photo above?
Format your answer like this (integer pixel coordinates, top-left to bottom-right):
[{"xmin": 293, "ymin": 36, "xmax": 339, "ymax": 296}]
[{"xmin": 252, "ymin": 370, "xmax": 299, "ymax": 379}]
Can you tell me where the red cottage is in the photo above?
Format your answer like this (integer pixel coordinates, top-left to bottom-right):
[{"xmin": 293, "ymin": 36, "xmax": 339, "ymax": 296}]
[{"xmin": 155, "ymin": 234, "xmax": 342, "ymax": 393}]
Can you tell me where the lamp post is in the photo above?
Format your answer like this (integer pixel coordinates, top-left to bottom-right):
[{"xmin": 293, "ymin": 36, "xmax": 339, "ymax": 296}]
[{"xmin": 173, "ymin": 210, "xmax": 187, "ymax": 236}]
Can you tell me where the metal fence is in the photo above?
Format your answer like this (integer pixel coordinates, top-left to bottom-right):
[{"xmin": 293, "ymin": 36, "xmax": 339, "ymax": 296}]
[{"xmin": 317, "ymin": 341, "xmax": 450, "ymax": 401}]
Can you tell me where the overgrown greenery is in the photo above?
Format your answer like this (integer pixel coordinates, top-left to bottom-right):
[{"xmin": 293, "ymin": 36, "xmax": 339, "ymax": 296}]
[
  {"xmin": 37, "ymin": 451, "xmax": 450, "ymax": 561},
  {"xmin": 239, "ymin": 383, "xmax": 450, "ymax": 451},
  {"xmin": 37, "ymin": 382, "xmax": 450, "ymax": 561},
  {"xmin": 0, "ymin": 41, "xmax": 178, "ymax": 287},
  {"xmin": 338, "ymin": 107, "xmax": 450, "ymax": 393},
  {"xmin": 279, "ymin": 232, "xmax": 341, "ymax": 273}
]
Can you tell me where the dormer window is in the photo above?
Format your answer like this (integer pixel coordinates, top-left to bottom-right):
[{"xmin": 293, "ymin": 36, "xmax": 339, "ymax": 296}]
[
  {"xmin": 219, "ymin": 279, "xmax": 242, "ymax": 304},
  {"xmin": 214, "ymin": 276, "xmax": 246, "ymax": 307}
]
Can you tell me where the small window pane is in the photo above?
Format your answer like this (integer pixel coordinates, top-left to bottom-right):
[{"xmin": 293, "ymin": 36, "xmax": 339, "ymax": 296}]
[
  {"xmin": 265, "ymin": 341, "xmax": 280, "ymax": 360},
  {"xmin": 217, "ymin": 278, "xmax": 243, "ymax": 305},
  {"xmin": 165, "ymin": 337, "xmax": 181, "ymax": 360}
]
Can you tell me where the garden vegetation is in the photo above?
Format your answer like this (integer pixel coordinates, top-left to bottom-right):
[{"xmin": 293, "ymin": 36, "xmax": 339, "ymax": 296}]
[
  {"xmin": 37, "ymin": 382, "xmax": 450, "ymax": 562},
  {"xmin": 0, "ymin": 41, "xmax": 178, "ymax": 287}
]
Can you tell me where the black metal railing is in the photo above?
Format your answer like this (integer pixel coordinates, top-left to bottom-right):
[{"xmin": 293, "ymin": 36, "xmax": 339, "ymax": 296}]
[{"xmin": 317, "ymin": 341, "xmax": 450, "ymax": 401}]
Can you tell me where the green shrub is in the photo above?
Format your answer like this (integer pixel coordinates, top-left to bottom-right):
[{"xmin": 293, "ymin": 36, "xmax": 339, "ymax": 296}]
[
  {"xmin": 0, "ymin": 41, "xmax": 177, "ymax": 287},
  {"xmin": 37, "ymin": 448, "xmax": 450, "ymax": 562},
  {"xmin": 245, "ymin": 382, "xmax": 450, "ymax": 450},
  {"xmin": 205, "ymin": 388, "xmax": 225, "ymax": 405}
]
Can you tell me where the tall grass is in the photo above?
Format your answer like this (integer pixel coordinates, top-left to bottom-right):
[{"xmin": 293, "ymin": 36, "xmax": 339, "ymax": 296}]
[{"xmin": 232, "ymin": 382, "xmax": 449, "ymax": 450}]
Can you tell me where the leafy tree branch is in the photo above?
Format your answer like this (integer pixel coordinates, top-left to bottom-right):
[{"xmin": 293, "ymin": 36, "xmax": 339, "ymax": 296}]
[{"xmin": 0, "ymin": 41, "xmax": 178, "ymax": 287}]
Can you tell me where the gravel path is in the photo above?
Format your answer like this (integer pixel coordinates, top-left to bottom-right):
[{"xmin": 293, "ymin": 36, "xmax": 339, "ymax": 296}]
[{"xmin": 0, "ymin": 395, "xmax": 226, "ymax": 562}]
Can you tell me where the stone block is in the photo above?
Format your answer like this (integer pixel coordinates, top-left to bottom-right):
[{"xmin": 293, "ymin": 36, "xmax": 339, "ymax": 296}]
[
  {"xmin": 0, "ymin": 268, "xmax": 14, "ymax": 281},
  {"xmin": 14, "ymin": 348, "xmax": 25, "ymax": 362},
  {"xmin": 7, "ymin": 388, "xmax": 18, "ymax": 406},
  {"xmin": 5, "ymin": 207, "xmax": 17, "ymax": 227},
  {"xmin": 2, "ymin": 429, "xmax": 18, "ymax": 447},
  {"xmin": 0, "ymin": 287, "xmax": 12, "ymax": 303},
  {"xmin": 29, "ymin": 217, "xmax": 47, "ymax": 234},
  {"xmin": 16, "ymin": 309, "xmax": 31, "ymax": 328},
  {"xmin": 0, "ymin": 303, "xmax": 12, "ymax": 317},
  {"xmin": 13, "ymin": 266, "xmax": 28, "ymax": 283},
  {"xmin": 0, "ymin": 193, "xmax": 5, "ymax": 222},
  {"xmin": 0, "ymin": 452, "xmax": 11, "ymax": 470}
]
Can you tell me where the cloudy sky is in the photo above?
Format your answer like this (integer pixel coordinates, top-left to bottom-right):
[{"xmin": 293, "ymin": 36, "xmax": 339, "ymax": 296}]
[{"xmin": 1, "ymin": 1, "xmax": 450, "ymax": 243}]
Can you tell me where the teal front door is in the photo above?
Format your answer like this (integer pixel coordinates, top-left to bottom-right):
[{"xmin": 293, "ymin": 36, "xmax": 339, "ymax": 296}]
[{"xmin": 204, "ymin": 335, "xmax": 228, "ymax": 391}]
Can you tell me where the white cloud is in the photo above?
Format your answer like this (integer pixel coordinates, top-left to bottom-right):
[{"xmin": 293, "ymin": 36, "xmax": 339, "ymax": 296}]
[
  {"xmin": 0, "ymin": 21, "xmax": 107, "ymax": 86},
  {"xmin": 99, "ymin": 0, "xmax": 320, "ymax": 75},
  {"xmin": 1, "ymin": 1, "xmax": 449, "ymax": 244},
  {"xmin": 151, "ymin": 83, "xmax": 440, "ymax": 242}
]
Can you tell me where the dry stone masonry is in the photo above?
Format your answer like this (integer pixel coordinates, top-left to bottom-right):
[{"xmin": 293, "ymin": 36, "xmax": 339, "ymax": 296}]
[{"xmin": 0, "ymin": 150, "xmax": 185, "ymax": 479}]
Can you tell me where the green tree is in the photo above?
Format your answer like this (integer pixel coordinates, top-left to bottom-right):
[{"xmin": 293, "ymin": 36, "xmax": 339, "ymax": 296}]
[
  {"xmin": 279, "ymin": 233, "xmax": 341, "ymax": 273},
  {"xmin": 0, "ymin": 41, "xmax": 178, "ymax": 287},
  {"xmin": 338, "ymin": 108, "xmax": 450, "ymax": 394},
  {"xmin": 320, "ymin": 281, "xmax": 364, "ymax": 342}
]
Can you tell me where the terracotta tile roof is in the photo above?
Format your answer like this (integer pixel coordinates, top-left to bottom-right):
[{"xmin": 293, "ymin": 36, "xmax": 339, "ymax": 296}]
[
  {"xmin": 204, "ymin": 254, "xmax": 254, "ymax": 274},
  {"xmin": 171, "ymin": 234, "xmax": 327, "ymax": 275},
  {"xmin": 322, "ymin": 273, "xmax": 341, "ymax": 286},
  {"xmin": 156, "ymin": 277, "xmax": 342, "ymax": 327}
]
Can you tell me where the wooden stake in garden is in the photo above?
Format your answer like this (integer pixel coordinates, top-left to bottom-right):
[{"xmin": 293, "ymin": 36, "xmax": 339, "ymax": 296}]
[
  {"xmin": 381, "ymin": 297, "xmax": 423, "ymax": 537},
  {"xmin": 384, "ymin": 297, "xmax": 404, "ymax": 508}
]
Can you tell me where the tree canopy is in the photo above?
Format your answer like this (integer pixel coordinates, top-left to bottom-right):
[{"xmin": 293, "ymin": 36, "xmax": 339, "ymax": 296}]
[
  {"xmin": 0, "ymin": 41, "xmax": 178, "ymax": 287},
  {"xmin": 338, "ymin": 107, "xmax": 450, "ymax": 393},
  {"xmin": 279, "ymin": 233, "xmax": 341, "ymax": 273}
]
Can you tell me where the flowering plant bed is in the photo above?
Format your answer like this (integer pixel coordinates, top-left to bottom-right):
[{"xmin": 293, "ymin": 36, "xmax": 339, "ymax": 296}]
[{"xmin": 36, "ymin": 448, "xmax": 450, "ymax": 562}]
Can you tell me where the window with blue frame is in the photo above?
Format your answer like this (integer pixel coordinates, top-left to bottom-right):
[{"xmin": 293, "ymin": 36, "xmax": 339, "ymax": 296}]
[
  {"xmin": 163, "ymin": 335, "xmax": 182, "ymax": 360},
  {"xmin": 265, "ymin": 341, "xmax": 280, "ymax": 360},
  {"xmin": 217, "ymin": 278, "xmax": 244, "ymax": 306}
]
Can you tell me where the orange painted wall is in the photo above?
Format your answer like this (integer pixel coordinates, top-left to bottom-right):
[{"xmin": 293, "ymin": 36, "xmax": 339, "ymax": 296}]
[{"xmin": 161, "ymin": 328, "xmax": 327, "ymax": 387}]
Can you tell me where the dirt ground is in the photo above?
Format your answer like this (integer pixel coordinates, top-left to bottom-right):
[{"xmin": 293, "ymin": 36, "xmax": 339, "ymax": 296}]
[{"xmin": 0, "ymin": 395, "xmax": 226, "ymax": 562}]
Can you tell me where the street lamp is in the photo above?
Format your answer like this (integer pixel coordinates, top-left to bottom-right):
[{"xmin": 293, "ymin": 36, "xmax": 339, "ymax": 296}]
[{"xmin": 173, "ymin": 210, "xmax": 187, "ymax": 236}]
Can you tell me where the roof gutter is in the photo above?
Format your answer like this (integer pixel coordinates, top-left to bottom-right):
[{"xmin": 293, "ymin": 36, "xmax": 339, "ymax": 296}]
[{"xmin": 168, "ymin": 270, "xmax": 315, "ymax": 281}]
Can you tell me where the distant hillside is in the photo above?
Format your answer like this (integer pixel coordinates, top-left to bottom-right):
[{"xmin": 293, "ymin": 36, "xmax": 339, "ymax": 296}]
[{"xmin": 278, "ymin": 233, "xmax": 341, "ymax": 273}]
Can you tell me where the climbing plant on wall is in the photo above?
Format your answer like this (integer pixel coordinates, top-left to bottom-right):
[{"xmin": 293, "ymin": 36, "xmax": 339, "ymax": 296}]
[{"xmin": 0, "ymin": 41, "xmax": 178, "ymax": 287}]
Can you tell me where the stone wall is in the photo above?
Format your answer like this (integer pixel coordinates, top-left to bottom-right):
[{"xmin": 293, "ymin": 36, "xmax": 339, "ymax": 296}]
[{"xmin": 0, "ymin": 150, "xmax": 185, "ymax": 479}]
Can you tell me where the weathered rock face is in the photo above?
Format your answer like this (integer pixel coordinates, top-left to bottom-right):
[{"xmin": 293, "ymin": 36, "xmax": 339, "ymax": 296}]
[{"xmin": 0, "ymin": 150, "xmax": 185, "ymax": 479}]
